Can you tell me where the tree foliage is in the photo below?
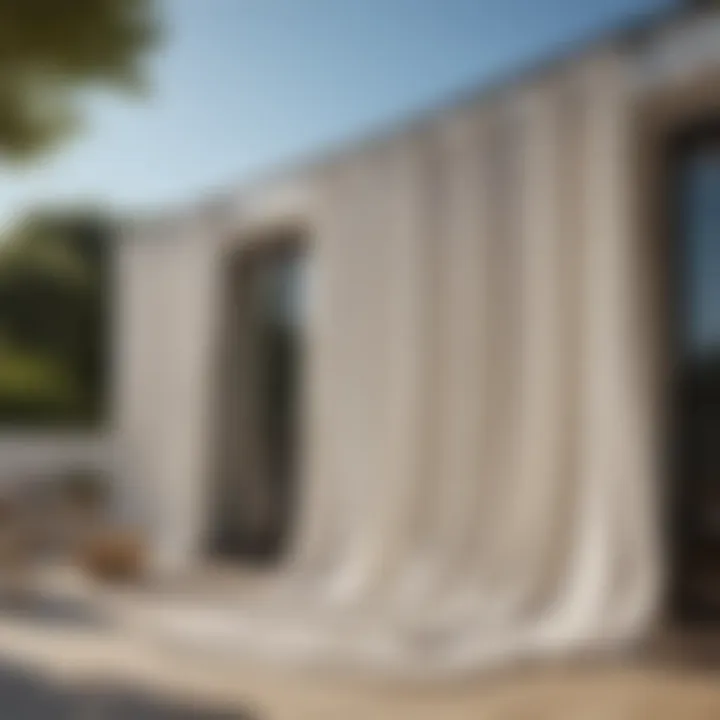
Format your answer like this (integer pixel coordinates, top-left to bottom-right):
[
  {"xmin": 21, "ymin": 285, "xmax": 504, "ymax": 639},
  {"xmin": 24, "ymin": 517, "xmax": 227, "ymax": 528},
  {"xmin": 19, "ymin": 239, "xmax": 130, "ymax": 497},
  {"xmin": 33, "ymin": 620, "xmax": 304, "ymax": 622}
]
[
  {"xmin": 0, "ymin": 0, "xmax": 158, "ymax": 159},
  {"xmin": 0, "ymin": 211, "xmax": 112, "ymax": 426}
]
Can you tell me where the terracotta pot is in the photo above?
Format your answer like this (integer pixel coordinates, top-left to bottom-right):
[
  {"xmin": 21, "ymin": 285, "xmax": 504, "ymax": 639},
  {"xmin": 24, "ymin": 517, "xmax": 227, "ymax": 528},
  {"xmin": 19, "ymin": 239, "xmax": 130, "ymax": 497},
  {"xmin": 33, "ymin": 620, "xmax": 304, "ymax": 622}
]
[{"xmin": 78, "ymin": 528, "xmax": 146, "ymax": 583}]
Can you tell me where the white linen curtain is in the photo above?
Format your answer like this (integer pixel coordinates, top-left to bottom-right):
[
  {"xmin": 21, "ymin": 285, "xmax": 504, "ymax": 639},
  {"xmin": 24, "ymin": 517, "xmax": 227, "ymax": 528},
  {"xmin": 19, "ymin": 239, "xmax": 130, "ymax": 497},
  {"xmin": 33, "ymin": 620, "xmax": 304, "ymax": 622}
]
[{"xmin": 117, "ymin": 50, "xmax": 661, "ymax": 676}]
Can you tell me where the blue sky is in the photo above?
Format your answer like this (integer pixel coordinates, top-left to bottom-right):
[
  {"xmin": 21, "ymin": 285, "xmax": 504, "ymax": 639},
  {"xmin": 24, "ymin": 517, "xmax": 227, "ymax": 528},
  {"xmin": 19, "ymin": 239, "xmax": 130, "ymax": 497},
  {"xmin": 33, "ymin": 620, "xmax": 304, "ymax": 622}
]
[{"xmin": 0, "ymin": 0, "xmax": 675, "ymax": 223}]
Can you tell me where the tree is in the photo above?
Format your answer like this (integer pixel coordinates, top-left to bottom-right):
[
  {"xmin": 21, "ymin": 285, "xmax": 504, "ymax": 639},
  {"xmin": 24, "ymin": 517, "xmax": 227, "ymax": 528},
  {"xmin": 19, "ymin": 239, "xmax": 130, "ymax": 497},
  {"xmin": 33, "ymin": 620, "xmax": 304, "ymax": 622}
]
[
  {"xmin": 0, "ymin": 0, "xmax": 158, "ymax": 160},
  {"xmin": 0, "ymin": 210, "xmax": 113, "ymax": 426},
  {"xmin": 0, "ymin": 1, "xmax": 157, "ymax": 422}
]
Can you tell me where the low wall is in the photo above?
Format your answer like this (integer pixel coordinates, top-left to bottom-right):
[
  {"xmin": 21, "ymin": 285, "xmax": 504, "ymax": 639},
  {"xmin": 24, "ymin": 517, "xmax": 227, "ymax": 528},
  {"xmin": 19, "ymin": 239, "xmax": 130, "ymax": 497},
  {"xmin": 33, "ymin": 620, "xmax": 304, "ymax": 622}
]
[{"xmin": 0, "ymin": 433, "xmax": 116, "ymax": 482}]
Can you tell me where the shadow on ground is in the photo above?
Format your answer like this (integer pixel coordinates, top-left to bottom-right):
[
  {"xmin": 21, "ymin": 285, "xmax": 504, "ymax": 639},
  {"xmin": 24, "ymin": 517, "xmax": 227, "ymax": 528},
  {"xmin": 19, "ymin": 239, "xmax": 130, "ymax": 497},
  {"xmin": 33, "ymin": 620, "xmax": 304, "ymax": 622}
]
[
  {"xmin": 0, "ymin": 593, "xmax": 106, "ymax": 629},
  {"xmin": 0, "ymin": 660, "xmax": 256, "ymax": 719}
]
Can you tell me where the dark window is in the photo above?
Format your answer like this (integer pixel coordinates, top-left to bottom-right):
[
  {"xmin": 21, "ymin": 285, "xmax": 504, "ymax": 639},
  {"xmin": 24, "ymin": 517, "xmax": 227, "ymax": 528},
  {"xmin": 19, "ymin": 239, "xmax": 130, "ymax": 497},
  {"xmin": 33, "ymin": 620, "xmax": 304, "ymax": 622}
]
[{"xmin": 669, "ymin": 124, "xmax": 720, "ymax": 623}]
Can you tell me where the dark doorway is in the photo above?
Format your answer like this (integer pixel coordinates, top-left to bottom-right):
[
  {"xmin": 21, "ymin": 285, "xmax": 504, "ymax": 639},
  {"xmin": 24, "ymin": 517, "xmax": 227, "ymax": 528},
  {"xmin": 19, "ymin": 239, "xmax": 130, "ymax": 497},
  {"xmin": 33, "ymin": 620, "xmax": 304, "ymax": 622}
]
[
  {"xmin": 669, "ymin": 123, "xmax": 720, "ymax": 623},
  {"xmin": 211, "ymin": 234, "xmax": 307, "ymax": 565}
]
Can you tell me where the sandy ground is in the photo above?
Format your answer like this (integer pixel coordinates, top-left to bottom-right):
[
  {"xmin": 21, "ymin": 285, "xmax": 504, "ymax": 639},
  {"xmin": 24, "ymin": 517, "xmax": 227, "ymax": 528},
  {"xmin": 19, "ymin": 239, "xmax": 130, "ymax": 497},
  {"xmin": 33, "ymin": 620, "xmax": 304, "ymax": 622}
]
[
  {"xmin": 2, "ymin": 607, "xmax": 720, "ymax": 720},
  {"xmin": 2, "ymin": 568, "xmax": 720, "ymax": 718}
]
